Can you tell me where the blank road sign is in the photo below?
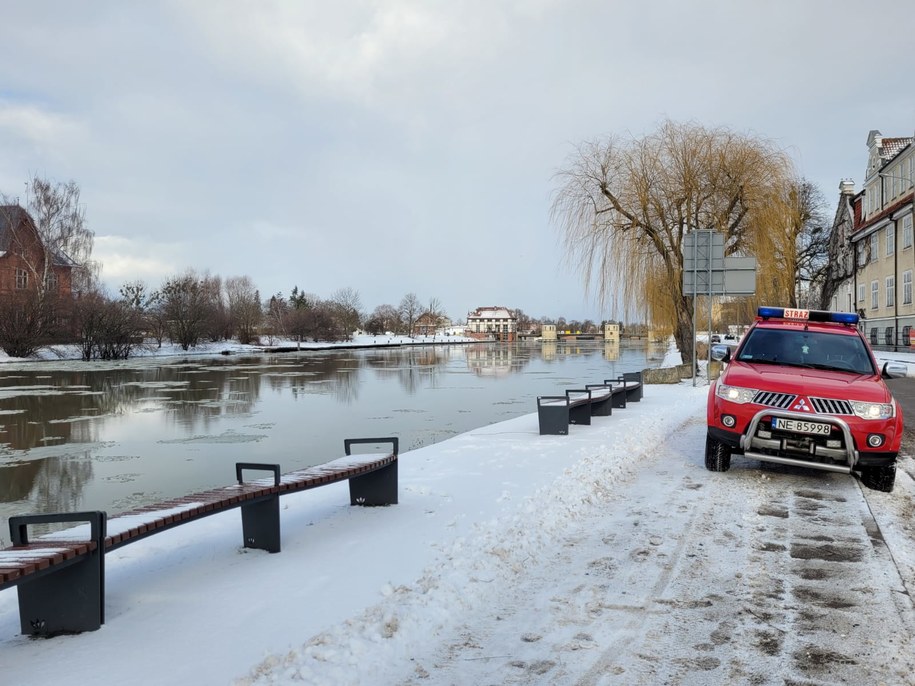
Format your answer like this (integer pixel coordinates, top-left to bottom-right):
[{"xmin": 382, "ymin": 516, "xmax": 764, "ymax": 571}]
[{"xmin": 681, "ymin": 230, "xmax": 756, "ymax": 296}]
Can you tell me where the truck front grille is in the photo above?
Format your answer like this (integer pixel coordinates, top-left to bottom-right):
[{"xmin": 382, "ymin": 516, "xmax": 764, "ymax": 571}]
[
  {"xmin": 809, "ymin": 397, "xmax": 853, "ymax": 415},
  {"xmin": 753, "ymin": 391, "xmax": 796, "ymax": 409},
  {"xmin": 751, "ymin": 391, "xmax": 852, "ymax": 416}
]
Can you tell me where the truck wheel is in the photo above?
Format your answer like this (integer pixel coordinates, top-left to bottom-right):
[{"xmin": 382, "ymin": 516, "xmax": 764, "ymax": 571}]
[
  {"xmin": 859, "ymin": 463, "xmax": 896, "ymax": 493},
  {"xmin": 705, "ymin": 433, "xmax": 731, "ymax": 472}
]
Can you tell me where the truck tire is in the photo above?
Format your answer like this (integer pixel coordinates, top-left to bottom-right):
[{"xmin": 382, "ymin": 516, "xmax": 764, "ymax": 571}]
[
  {"xmin": 705, "ymin": 433, "xmax": 731, "ymax": 472},
  {"xmin": 860, "ymin": 463, "xmax": 896, "ymax": 493}
]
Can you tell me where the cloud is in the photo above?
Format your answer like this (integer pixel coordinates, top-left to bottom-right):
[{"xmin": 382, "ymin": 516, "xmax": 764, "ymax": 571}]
[
  {"xmin": 0, "ymin": 102, "xmax": 81, "ymax": 142},
  {"xmin": 93, "ymin": 235, "xmax": 192, "ymax": 289},
  {"xmin": 0, "ymin": 0, "xmax": 913, "ymax": 322}
]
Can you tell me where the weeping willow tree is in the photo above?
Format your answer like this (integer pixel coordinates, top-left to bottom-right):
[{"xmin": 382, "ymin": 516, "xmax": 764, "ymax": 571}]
[{"xmin": 552, "ymin": 119, "xmax": 802, "ymax": 364}]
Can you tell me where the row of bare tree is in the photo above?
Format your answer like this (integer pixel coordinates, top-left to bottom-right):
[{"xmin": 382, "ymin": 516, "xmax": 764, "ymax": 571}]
[
  {"xmin": 0, "ymin": 259, "xmax": 600, "ymax": 360},
  {"xmin": 5, "ymin": 118, "xmax": 837, "ymax": 362}
]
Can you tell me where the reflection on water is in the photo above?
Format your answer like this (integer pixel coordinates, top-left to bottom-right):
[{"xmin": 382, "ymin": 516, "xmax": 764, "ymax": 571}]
[
  {"xmin": 604, "ymin": 340, "xmax": 620, "ymax": 361},
  {"xmin": 0, "ymin": 340, "xmax": 667, "ymax": 544}
]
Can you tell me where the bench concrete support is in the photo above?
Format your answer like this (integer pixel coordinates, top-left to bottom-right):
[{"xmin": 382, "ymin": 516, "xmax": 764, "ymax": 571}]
[
  {"xmin": 236, "ymin": 463, "xmax": 282, "ymax": 553},
  {"xmin": 349, "ymin": 462, "xmax": 398, "ymax": 505},
  {"xmin": 537, "ymin": 396, "xmax": 570, "ymax": 435},
  {"xmin": 9, "ymin": 511, "xmax": 106, "ymax": 636},
  {"xmin": 623, "ymin": 371, "xmax": 643, "ymax": 401},
  {"xmin": 345, "ymin": 438, "xmax": 399, "ymax": 505},
  {"xmin": 585, "ymin": 385, "xmax": 614, "ymax": 416},
  {"xmin": 602, "ymin": 380, "xmax": 628, "ymax": 409},
  {"xmin": 566, "ymin": 390, "xmax": 593, "ymax": 426},
  {"xmin": 602, "ymin": 373, "xmax": 643, "ymax": 406}
]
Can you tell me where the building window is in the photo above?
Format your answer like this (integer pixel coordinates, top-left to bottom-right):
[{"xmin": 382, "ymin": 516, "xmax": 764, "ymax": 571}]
[
  {"xmin": 887, "ymin": 226, "xmax": 895, "ymax": 256},
  {"xmin": 871, "ymin": 280, "xmax": 879, "ymax": 309},
  {"xmin": 46, "ymin": 271, "xmax": 59, "ymax": 291},
  {"xmin": 904, "ymin": 215, "xmax": 913, "ymax": 249},
  {"xmin": 870, "ymin": 328, "xmax": 878, "ymax": 345},
  {"xmin": 887, "ymin": 276, "xmax": 895, "ymax": 307},
  {"xmin": 906, "ymin": 271, "xmax": 913, "ymax": 305},
  {"xmin": 886, "ymin": 326, "xmax": 895, "ymax": 345},
  {"xmin": 15, "ymin": 268, "xmax": 27, "ymax": 290},
  {"xmin": 870, "ymin": 233, "xmax": 879, "ymax": 262},
  {"xmin": 858, "ymin": 283, "xmax": 865, "ymax": 303}
]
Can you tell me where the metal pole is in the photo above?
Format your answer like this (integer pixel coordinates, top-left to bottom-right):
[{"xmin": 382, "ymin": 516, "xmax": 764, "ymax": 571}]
[
  {"xmin": 692, "ymin": 231, "xmax": 697, "ymax": 387},
  {"xmin": 707, "ymin": 229, "xmax": 713, "ymax": 384}
]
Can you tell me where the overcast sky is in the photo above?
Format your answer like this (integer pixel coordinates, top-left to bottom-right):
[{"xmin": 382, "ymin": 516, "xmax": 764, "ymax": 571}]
[{"xmin": 0, "ymin": 1, "xmax": 912, "ymax": 323}]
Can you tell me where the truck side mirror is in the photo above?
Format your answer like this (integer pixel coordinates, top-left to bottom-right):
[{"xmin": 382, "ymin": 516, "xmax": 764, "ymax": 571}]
[
  {"xmin": 882, "ymin": 361, "xmax": 908, "ymax": 379},
  {"xmin": 711, "ymin": 344, "xmax": 731, "ymax": 363}
]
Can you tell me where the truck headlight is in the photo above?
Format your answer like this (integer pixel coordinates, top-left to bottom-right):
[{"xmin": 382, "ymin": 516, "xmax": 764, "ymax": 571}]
[
  {"xmin": 715, "ymin": 384, "xmax": 757, "ymax": 404},
  {"xmin": 850, "ymin": 400, "xmax": 895, "ymax": 420}
]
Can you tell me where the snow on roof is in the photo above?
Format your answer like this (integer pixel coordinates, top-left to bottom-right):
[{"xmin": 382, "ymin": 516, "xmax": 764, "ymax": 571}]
[
  {"xmin": 468, "ymin": 306, "xmax": 514, "ymax": 318},
  {"xmin": 881, "ymin": 136, "xmax": 913, "ymax": 160}
]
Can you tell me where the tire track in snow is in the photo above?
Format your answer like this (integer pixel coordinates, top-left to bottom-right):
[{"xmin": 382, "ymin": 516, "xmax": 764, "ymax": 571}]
[{"xmin": 396, "ymin": 414, "xmax": 915, "ymax": 685}]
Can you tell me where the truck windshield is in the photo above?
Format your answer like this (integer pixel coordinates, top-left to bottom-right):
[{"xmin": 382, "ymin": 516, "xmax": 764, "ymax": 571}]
[{"xmin": 736, "ymin": 328, "xmax": 875, "ymax": 375}]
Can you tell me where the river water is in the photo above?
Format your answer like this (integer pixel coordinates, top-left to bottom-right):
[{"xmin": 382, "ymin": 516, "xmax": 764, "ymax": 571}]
[{"xmin": 0, "ymin": 339, "xmax": 666, "ymax": 544}]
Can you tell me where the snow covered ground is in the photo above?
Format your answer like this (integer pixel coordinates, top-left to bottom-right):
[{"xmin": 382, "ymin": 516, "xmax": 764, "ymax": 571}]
[
  {"xmin": 1, "ymin": 333, "xmax": 480, "ymax": 364},
  {"xmin": 1, "ymin": 343, "xmax": 915, "ymax": 684}
]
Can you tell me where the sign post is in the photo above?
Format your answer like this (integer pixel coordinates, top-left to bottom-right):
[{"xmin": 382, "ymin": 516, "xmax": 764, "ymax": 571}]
[{"xmin": 682, "ymin": 230, "xmax": 756, "ymax": 384}]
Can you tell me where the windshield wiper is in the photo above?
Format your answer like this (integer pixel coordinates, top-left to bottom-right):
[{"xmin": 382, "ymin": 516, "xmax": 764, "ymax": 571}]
[{"xmin": 739, "ymin": 359, "xmax": 817, "ymax": 369}]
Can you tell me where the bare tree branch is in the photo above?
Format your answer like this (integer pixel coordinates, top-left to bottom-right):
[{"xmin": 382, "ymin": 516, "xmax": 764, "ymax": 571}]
[{"xmin": 552, "ymin": 119, "xmax": 797, "ymax": 362}]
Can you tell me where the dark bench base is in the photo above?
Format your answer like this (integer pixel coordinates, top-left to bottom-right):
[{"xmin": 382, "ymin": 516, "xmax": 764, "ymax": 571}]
[
  {"xmin": 537, "ymin": 389, "xmax": 594, "ymax": 435},
  {"xmin": 537, "ymin": 371, "xmax": 643, "ymax": 436},
  {"xmin": 3, "ymin": 511, "xmax": 106, "ymax": 636},
  {"xmin": 586, "ymin": 384, "xmax": 624, "ymax": 415}
]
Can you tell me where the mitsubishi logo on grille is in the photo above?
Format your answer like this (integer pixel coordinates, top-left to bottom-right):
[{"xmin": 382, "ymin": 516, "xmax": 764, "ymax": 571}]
[{"xmin": 792, "ymin": 397, "xmax": 812, "ymax": 412}]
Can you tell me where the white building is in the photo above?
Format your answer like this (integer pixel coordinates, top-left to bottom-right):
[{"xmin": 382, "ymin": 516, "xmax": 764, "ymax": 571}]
[
  {"xmin": 848, "ymin": 130, "xmax": 915, "ymax": 347},
  {"xmin": 466, "ymin": 306, "xmax": 517, "ymax": 341}
]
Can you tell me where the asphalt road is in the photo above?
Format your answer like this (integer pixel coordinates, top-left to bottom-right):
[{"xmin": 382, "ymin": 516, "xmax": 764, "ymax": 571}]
[
  {"xmin": 887, "ymin": 376, "xmax": 915, "ymax": 436},
  {"xmin": 886, "ymin": 378, "xmax": 915, "ymax": 471}
]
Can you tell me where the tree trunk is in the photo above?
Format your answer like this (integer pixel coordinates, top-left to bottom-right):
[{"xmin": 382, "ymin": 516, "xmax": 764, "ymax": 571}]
[{"xmin": 673, "ymin": 296, "xmax": 694, "ymax": 368}]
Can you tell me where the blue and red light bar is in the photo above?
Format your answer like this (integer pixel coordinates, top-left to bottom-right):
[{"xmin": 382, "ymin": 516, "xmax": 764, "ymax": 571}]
[{"xmin": 757, "ymin": 306, "xmax": 859, "ymax": 325}]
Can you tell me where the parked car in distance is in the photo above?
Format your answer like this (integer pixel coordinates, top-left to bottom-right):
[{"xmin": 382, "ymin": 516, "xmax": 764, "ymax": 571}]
[
  {"xmin": 706, "ymin": 306, "xmax": 906, "ymax": 492},
  {"xmin": 710, "ymin": 334, "xmax": 721, "ymax": 343}
]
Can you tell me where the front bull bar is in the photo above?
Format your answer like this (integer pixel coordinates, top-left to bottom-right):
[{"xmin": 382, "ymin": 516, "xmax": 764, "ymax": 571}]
[{"xmin": 739, "ymin": 408, "xmax": 859, "ymax": 474}]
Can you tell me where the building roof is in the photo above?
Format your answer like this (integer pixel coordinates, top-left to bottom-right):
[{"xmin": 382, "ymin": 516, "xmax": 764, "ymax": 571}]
[
  {"xmin": 0, "ymin": 204, "xmax": 76, "ymax": 267},
  {"xmin": 850, "ymin": 192, "xmax": 913, "ymax": 240},
  {"xmin": 880, "ymin": 137, "xmax": 912, "ymax": 161},
  {"xmin": 468, "ymin": 306, "xmax": 515, "ymax": 318},
  {"xmin": 0, "ymin": 205, "xmax": 29, "ymax": 253}
]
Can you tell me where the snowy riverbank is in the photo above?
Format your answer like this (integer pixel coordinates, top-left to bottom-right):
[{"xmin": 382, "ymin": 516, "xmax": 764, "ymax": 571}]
[{"xmin": 2, "ymin": 343, "xmax": 915, "ymax": 684}]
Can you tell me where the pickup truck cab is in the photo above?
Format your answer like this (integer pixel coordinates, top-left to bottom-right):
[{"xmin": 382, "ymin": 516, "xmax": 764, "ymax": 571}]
[{"xmin": 706, "ymin": 306, "xmax": 906, "ymax": 492}]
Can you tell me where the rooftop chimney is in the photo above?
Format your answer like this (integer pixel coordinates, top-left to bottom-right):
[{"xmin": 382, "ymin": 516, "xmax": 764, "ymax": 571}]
[{"xmin": 839, "ymin": 179, "xmax": 855, "ymax": 196}]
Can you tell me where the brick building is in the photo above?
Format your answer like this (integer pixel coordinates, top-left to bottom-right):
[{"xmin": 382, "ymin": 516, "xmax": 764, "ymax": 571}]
[{"xmin": 0, "ymin": 205, "xmax": 74, "ymax": 299}]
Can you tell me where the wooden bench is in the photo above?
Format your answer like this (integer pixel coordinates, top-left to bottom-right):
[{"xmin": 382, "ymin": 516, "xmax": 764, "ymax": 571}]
[
  {"xmin": 536, "ymin": 371, "xmax": 644, "ymax": 436},
  {"xmin": 584, "ymin": 383, "xmax": 627, "ymax": 415},
  {"xmin": 596, "ymin": 371, "xmax": 643, "ymax": 407},
  {"xmin": 537, "ymin": 388, "xmax": 597, "ymax": 435},
  {"xmin": 0, "ymin": 437, "xmax": 398, "ymax": 637},
  {"xmin": 618, "ymin": 371, "xmax": 643, "ymax": 402}
]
